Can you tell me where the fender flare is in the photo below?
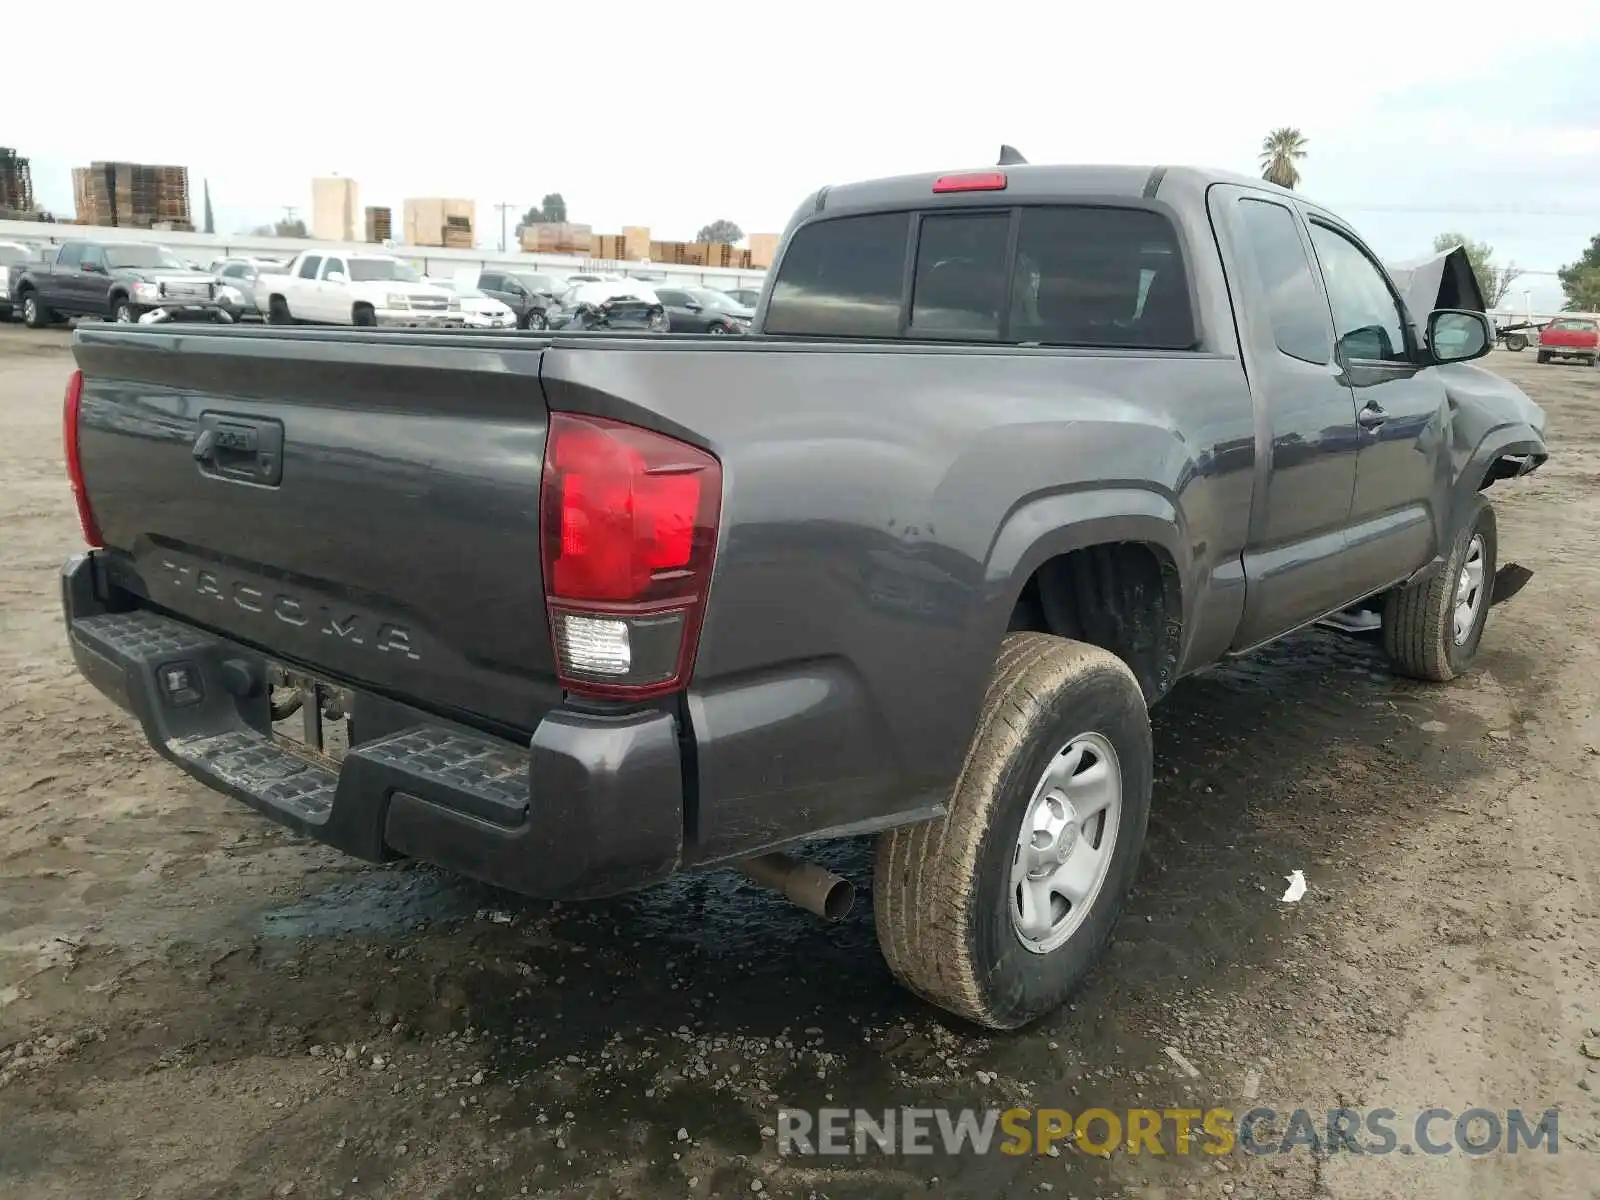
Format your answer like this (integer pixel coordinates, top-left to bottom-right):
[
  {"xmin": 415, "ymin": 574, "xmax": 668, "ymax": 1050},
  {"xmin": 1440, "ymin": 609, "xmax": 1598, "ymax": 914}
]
[
  {"xmin": 985, "ymin": 485, "xmax": 1189, "ymax": 594},
  {"xmin": 1455, "ymin": 427, "xmax": 1546, "ymax": 511},
  {"xmin": 982, "ymin": 487, "xmax": 1192, "ymax": 696}
]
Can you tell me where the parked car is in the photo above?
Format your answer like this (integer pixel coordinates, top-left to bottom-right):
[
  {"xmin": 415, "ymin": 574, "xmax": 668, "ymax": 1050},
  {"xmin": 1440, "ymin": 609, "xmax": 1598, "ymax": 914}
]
[
  {"xmin": 653, "ymin": 285, "xmax": 753, "ymax": 334},
  {"xmin": 253, "ymin": 252, "xmax": 461, "ymax": 327},
  {"xmin": 56, "ymin": 161, "xmax": 1547, "ymax": 1029},
  {"xmin": 211, "ymin": 257, "xmax": 287, "ymax": 322},
  {"xmin": 424, "ymin": 278, "xmax": 518, "ymax": 330},
  {"xmin": 724, "ymin": 287, "xmax": 762, "ymax": 308},
  {"xmin": 545, "ymin": 279, "xmax": 669, "ymax": 331},
  {"xmin": 0, "ymin": 240, "xmax": 36, "ymax": 321},
  {"xmin": 1536, "ymin": 316, "xmax": 1598, "ymax": 366},
  {"xmin": 477, "ymin": 270, "xmax": 565, "ymax": 330},
  {"xmin": 13, "ymin": 241, "xmax": 227, "ymax": 326}
]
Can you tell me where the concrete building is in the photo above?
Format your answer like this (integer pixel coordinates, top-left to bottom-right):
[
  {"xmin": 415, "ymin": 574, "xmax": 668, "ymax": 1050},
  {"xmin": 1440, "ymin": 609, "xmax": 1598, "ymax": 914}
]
[{"xmin": 312, "ymin": 177, "xmax": 360, "ymax": 242}]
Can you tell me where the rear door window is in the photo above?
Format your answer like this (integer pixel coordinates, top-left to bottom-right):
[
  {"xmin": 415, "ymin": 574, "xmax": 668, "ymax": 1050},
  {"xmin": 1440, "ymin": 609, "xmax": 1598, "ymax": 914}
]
[
  {"xmin": 1009, "ymin": 207, "xmax": 1194, "ymax": 349},
  {"xmin": 909, "ymin": 212, "xmax": 1010, "ymax": 338},
  {"xmin": 764, "ymin": 212, "xmax": 909, "ymax": 337},
  {"xmin": 1236, "ymin": 198, "xmax": 1332, "ymax": 364}
]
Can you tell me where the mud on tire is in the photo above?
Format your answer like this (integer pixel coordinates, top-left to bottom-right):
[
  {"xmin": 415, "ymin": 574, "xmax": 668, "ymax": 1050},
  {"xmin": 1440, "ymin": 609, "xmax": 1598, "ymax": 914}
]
[
  {"xmin": 1382, "ymin": 492, "xmax": 1498, "ymax": 682},
  {"xmin": 873, "ymin": 633, "xmax": 1152, "ymax": 1030}
]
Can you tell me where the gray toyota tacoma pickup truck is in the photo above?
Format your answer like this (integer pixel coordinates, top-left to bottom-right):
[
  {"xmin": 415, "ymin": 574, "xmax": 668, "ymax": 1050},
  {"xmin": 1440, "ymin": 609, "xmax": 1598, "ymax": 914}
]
[{"xmin": 59, "ymin": 161, "xmax": 1547, "ymax": 1029}]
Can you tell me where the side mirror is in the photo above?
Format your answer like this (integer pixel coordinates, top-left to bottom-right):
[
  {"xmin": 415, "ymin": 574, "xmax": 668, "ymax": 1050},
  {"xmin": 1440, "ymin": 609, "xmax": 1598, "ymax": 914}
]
[
  {"xmin": 1428, "ymin": 309, "xmax": 1492, "ymax": 364},
  {"xmin": 325, "ymin": 271, "xmax": 348, "ymax": 284}
]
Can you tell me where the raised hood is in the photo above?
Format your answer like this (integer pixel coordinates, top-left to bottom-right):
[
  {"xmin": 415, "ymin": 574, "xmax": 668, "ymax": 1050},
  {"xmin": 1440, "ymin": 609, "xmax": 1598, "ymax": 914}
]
[{"xmin": 1387, "ymin": 246, "xmax": 1487, "ymax": 323}]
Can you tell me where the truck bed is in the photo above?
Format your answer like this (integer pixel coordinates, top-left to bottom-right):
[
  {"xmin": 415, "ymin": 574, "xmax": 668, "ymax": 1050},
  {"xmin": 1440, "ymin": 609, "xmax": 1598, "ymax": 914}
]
[{"xmin": 70, "ymin": 321, "xmax": 1256, "ymax": 866}]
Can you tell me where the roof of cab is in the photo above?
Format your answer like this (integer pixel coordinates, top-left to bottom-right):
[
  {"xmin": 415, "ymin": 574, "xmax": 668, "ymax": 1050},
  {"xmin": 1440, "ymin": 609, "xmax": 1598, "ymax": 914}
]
[{"xmin": 814, "ymin": 163, "xmax": 1307, "ymax": 214}]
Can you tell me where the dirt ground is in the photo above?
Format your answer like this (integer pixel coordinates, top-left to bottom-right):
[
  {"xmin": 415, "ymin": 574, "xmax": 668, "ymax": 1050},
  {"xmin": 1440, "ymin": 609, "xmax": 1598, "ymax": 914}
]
[{"xmin": 1, "ymin": 323, "xmax": 1596, "ymax": 1200}]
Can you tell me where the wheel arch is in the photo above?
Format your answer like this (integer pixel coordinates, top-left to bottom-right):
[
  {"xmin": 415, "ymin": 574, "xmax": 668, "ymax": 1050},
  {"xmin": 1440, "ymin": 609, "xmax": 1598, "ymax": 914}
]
[{"xmin": 985, "ymin": 488, "xmax": 1190, "ymax": 702}]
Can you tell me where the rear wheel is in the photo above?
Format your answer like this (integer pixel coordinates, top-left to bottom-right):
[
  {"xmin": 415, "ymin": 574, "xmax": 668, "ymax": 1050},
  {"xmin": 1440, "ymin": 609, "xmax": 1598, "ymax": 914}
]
[
  {"xmin": 1536, "ymin": 351, "xmax": 1551, "ymax": 364},
  {"xmin": 874, "ymin": 633, "xmax": 1152, "ymax": 1029},
  {"xmin": 1383, "ymin": 492, "xmax": 1497, "ymax": 682},
  {"xmin": 1504, "ymin": 333, "xmax": 1527, "ymax": 351}
]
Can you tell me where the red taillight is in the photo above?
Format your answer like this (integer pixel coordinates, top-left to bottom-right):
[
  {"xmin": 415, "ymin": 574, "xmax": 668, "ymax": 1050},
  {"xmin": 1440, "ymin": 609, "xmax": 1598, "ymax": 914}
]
[
  {"xmin": 932, "ymin": 171, "xmax": 1007, "ymax": 194},
  {"xmin": 62, "ymin": 369, "xmax": 103, "ymax": 548},
  {"xmin": 540, "ymin": 412, "xmax": 721, "ymax": 699}
]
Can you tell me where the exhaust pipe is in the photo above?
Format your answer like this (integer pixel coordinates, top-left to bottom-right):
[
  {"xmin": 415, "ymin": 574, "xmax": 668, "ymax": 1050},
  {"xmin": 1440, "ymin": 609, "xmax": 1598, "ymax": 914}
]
[{"xmin": 737, "ymin": 853, "xmax": 855, "ymax": 922}]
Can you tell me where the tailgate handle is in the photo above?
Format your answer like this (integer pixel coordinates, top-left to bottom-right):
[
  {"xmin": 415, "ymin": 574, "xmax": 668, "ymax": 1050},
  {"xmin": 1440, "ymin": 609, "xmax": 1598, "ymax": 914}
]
[{"xmin": 194, "ymin": 414, "xmax": 284, "ymax": 487}]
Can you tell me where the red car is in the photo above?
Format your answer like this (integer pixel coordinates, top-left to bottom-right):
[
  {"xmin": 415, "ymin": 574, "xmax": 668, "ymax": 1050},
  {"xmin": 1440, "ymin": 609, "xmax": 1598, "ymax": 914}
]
[{"xmin": 1537, "ymin": 316, "xmax": 1599, "ymax": 366}]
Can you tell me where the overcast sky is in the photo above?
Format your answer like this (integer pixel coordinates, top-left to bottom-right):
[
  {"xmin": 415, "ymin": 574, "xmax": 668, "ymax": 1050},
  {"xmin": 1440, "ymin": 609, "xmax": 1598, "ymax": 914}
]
[{"xmin": 9, "ymin": 2, "xmax": 1599, "ymax": 309}]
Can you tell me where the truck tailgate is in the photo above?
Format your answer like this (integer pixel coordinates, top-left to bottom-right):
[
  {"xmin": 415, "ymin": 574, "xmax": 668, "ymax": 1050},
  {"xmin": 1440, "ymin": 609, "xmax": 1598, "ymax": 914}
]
[{"xmin": 72, "ymin": 326, "xmax": 561, "ymax": 734}]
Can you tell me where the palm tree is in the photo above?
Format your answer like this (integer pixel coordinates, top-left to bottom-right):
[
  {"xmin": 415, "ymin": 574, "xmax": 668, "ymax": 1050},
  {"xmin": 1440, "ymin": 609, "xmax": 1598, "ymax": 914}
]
[{"xmin": 1260, "ymin": 128, "xmax": 1308, "ymax": 190}]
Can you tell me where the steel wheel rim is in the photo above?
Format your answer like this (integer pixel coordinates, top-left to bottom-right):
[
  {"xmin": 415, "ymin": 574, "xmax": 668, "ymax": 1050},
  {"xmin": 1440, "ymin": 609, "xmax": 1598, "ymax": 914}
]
[
  {"xmin": 24, "ymin": 297, "xmax": 36, "ymax": 323},
  {"xmin": 1010, "ymin": 731, "xmax": 1123, "ymax": 954},
  {"xmin": 1453, "ymin": 534, "xmax": 1486, "ymax": 646}
]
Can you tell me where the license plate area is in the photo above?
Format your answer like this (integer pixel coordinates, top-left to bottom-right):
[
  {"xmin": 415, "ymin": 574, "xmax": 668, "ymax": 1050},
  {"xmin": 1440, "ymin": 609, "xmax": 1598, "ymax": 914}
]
[{"xmin": 269, "ymin": 665, "xmax": 352, "ymax": 766}]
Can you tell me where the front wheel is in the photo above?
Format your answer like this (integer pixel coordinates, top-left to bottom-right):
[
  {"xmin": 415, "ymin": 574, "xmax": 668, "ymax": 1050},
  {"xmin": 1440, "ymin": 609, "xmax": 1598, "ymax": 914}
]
[
  {"xmin": 1504, "ymin": 333, "xmax": 1527, "ymax": 352},
  {"xmin": 874, "ymin": 633, "xmax": 1152, "ymax": 1030},
  {"xmin": 113, "ymin": 299, "xmax": 139, "ymax": 324},
  {"xmin": 1383, "ymin": 493, "xmax": 1497, "ymax": 682},
  {"xmin": 708, "ymin": 323, "xmax": 730, "ymax": 336},
  {"xmin": 22, "ymin": 292, "xmax": 52, "ymax": 329},
  {"xmin": 524, "ymin": 309, "xmax": 547, "ymax": 331}
]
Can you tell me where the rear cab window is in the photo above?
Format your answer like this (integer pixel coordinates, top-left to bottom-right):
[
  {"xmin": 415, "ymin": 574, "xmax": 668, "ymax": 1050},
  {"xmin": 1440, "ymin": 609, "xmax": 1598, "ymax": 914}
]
[
  {"xmin": 765, "ymin": 204, "xmax": 1194, "ymax": 349},
  {"xmin": 1547, "ymin": 317, "xmax": 1597, "ymax": 333}
]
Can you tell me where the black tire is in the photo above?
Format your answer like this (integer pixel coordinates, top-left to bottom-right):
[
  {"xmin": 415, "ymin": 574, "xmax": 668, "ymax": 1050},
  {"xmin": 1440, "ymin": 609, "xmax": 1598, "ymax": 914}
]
[
  {"xmin": 524, "ymin": 309, "xmax": 547, "ymax": 331},
  {"xmin": 708, "ymin": 323, "xmax": 730, "ymax": 336},
  {"xmin": 266, "ymin": 295, "xmax": 291, "ymax": 325},
  {"xmin": 21, "ymin": 291, "xmax": 52, "ymax": 329},
  {"xmin": 1505, "ymin": 334, "xmax": 1527, "ymax": 352},
  {"xmin": 352, "ymin": 303, "xmax": 377, "ymax": 327},
  {"xmin": 1536, "ymin": 351, "xmax": 1551, "ymax": 364},
  {"xmin": 112, "ymin": 297, "xmax": 138, "ymax": 324},
  {"xmin": 1383, "ymin": 492, "xmax": 1497, "ymax": 682},
  {"xmin": 874, "ymin": 633, "xmax": 1152, "ymax": 1030},
  {"xmin": 0, "ymin": 305, "xmax": 11, "ymax": 323}
]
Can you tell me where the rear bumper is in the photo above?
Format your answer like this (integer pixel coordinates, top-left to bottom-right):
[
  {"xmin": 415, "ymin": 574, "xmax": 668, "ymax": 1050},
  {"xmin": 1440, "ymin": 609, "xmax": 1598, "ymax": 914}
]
[{"xmin": 62, "ymin": 552, "xmax": 684, "ymax": 899}]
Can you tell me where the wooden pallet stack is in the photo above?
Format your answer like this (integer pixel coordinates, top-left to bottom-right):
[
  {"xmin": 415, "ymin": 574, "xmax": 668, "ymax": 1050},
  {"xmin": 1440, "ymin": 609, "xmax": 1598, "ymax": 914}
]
[
  {"xmin": 442, "ymin": 214, "xmax": 474, "ymax": 248},
  {"xmin": 71, "ymin": 161, "xmax": 192, "ymax": 229},
  {"xmin": 364, "ymin": 206, "xmax": 392, "ymax": 242},
  {"xmin": 648, "ymin": 240, "xmax": 751, "ymax": 269},
  {"xmin": 0, "ymin": 147, "xmax": 35, "ymax": 214}
]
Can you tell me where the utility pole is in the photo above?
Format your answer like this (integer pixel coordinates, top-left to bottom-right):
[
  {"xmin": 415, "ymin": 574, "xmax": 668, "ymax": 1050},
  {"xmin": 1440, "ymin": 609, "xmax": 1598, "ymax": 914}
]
[{"xmin": 493, "ymin": 201, "xmax": 515, "ymax": 253}]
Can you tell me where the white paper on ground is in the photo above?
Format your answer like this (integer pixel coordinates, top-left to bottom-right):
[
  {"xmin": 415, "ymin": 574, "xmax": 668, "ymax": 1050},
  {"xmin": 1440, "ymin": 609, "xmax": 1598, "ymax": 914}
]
[{"xmin": 1281, "ymin": 869, "xmax": 1308, "ymax": 903}]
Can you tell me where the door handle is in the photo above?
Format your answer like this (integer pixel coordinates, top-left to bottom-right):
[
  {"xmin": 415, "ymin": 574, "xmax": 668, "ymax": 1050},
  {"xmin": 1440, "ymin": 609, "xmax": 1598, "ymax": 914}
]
[{"xmin": 1357, "ymin": 403, "xmax": 1388, "ymax": 429}]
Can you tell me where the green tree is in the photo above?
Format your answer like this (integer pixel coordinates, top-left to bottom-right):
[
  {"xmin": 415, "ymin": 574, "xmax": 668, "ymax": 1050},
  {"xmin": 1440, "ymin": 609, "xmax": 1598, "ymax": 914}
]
[
  {"xmin": 696, "ymin": 219, "xmax": 743, "ymax": 245},
  {"xmin": 520, "ymin": 193, "xmax": 569, "ymax": 227},
  {"xmin": 274, "ymin": 217, "xmax": 307, "ymax": 238},
  {"xmin": 1430, "ymin": 232, "xmax": 1522, "ymax": 308},
  {"xmin": 1558, "ymin": 234, "xmax": 1600, "ymax": 311},
  {"xmin": 1259, "ymin": 128, "xmax": 1308, "ymax": 190}
]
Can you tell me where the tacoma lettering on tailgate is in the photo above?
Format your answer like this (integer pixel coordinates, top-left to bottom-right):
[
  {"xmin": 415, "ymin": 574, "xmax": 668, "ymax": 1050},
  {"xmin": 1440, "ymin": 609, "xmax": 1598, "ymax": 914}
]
[{"xmin": 160, "ymin": 560, "xmax": 421, "ymax": 661}]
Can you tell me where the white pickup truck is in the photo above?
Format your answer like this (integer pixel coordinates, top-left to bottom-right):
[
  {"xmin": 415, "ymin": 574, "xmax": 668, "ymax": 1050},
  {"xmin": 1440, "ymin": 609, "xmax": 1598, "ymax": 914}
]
[{"xmin": 254, "ymin": 251, "xmax": 462, "ymax": 327}]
